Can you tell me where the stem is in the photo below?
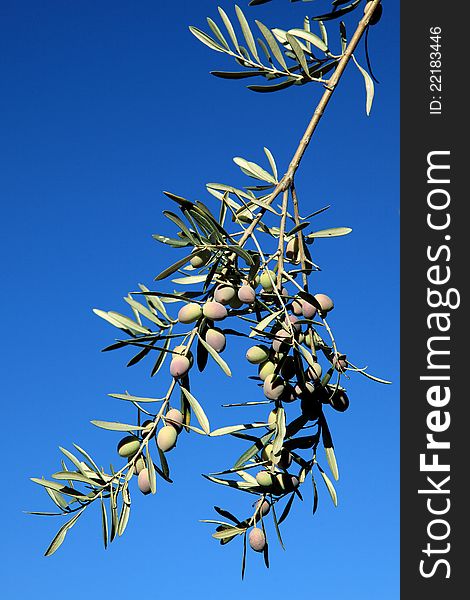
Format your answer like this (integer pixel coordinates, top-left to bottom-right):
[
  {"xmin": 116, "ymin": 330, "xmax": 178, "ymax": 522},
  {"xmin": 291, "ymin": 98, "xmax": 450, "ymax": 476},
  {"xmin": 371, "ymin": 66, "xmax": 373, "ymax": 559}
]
[
  {"xmin": 290, "ymin": 185, "xmax": 317, "ymax": 360},
  {"xmin": 290, "ymin": 185, "xmax": 309, "ymax": 291},
  {"xmin": 276, "ymin": 189, "xmax": 289, "ymax": 290},
  {"xmin": 283, "ymin": 0, "xmax": 382, "ymax": 183},
  {"xmin": 236, "ymin": 0, "xmax": 382, "ymax": 249}
]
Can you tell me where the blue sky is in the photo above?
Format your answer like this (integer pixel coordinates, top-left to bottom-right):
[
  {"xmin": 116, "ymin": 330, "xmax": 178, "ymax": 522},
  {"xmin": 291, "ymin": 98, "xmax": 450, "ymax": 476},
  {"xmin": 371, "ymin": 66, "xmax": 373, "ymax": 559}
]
[{"xmin": 1, "ymin": 1, "xmax": 399, "ymax": 598}]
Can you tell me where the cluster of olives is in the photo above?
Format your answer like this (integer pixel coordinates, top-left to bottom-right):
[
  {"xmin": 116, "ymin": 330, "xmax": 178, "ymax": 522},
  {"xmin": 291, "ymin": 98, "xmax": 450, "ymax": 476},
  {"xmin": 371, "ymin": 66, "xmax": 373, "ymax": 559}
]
[
  {"xmin": 116, "ymin": 408, "xmax": 184, "ymax": 495},
  {"xmin": 174, "ymin": 280, "xmax": 258, "ymax": 368},
  {"xmin": 245, "ymin": 292, "xmax": 334, "ymax": 408}
]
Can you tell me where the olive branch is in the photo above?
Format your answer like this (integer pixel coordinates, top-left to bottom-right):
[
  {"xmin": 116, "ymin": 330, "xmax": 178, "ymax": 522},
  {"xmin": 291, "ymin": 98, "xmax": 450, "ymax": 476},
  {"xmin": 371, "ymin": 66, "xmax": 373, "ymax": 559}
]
[{"xmin": 29, "ymin": 0, "xmax": 386, "ymax": 576}]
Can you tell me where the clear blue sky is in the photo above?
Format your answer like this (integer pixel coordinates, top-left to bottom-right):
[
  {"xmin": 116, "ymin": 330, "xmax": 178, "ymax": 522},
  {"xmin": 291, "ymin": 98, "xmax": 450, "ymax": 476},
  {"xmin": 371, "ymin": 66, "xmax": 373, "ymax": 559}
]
[{"xmin": 1, "ymin": 1, "xmax": 399, "ymax": 598}]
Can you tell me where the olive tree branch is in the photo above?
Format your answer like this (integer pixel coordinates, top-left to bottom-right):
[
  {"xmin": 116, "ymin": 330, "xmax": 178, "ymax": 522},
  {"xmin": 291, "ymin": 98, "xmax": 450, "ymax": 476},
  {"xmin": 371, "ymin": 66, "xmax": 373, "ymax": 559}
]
[{"xmin": 236, "ymin": 0, "xmax": 382, "ymax": 249}]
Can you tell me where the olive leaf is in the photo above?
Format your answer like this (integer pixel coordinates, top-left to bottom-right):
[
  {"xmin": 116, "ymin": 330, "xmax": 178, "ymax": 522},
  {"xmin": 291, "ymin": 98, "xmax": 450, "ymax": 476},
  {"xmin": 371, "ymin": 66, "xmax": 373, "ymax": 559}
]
[
  {"xmin": 189, "ymin": 26, "xmax": 226, "ymax": 53},
  {"xmin": 100, "ymin": 495, "xmax": 109, "ymax": 549},
  {"xmin": 317, "ymin": 464, "xmax": 338, "ymax": 507},
  {"xmin": 90, "ymin": 420, "xmax": 144, "ymax": 432},
  {"xmin": 249, "ymin": 308, "xmax": 284, "ymax": 338},
  {"xmin": 256, "ymin": 21, "xmax": 289, "ymax": 71},
  {"xmin": 307, "ymin": 226, "xmax": 352, "ymax": 238},
  {"xmin": 44, "ymin": 509, "xmax": 85, "ymax": 557},
  {"xmin": 197, "ymin": 334, "xmax": 232, "ymax": 377},
  {"xmin": 180, "ymin": 386, "xmax": 211, "ymax": 434},
  {"xmin": 233, "ymin": 157, "xmax": 277, "ymax": 184},
  {"xmin": 312, "ymin": 0, "xmax": 362, "ymax": 21},
  {"xmin": 235, "ymin": 5, "xmax": 260, "ymax": 62},
  {"xmin": 352, "ymin": 55, "xmax": 374, "ymax": 116},
  {"xmin": 325, "ymin": 447, "xmax": 339, "ymax": 481},
  {"xmin": 108, "ymin": 392, "xmax": 163, "ymax": 403}
]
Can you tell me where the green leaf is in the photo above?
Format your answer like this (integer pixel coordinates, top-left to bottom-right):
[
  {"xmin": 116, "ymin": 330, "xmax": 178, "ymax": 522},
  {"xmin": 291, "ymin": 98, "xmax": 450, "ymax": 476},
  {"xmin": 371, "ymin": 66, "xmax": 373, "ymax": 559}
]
[
  {"xmin": 189, "ymin": 26, "xmax": 226, "ymax": 53},
  {"xmin": 233, "ymin": 431, "xmax": 273, "ymax": 469},
  {"xmin": 93, "ymin": 309, "xmax": 129, "ymax": 331},
  {"xmin": 339, "ymin": 20, "xmax": 347, "ymax": 53},
  {"xmin": 235, "ymin": 5, "xmax": 260, "ymax": 62},
  {"xmin": 207, "ymin": 17, "xmax": 230, "ymax": 50},
  {"xmin": 152, "ymin": 234, "xmax": 190, "ymax": 248},
  {"xmin": 248, "ymin": 79, "xmax": 296, "ymax": 93},
  {"xmin": 25, "ymin": 511, "xmax": 65, "ymax": 516},
  {"xmin": 307, "ymin": 227, "xmax": 352, "ymax": 238},
  {"xmin": 310, "ymin": 59, "xmax": 339, "ymax": 79},
  {"xmin": 180, "ymin": 386, "xmax": 211, "ymax": 434},
  {"xmin": 218, "ymin": 6, "xmax": 240, "ymax": 52},
  {"xmin": 214, "ymin": 506, "xmax": 241, "ymax": 524},
  {"xmin": 106, "ymin": 312, "xmax": 151, "ymax": 335},
  {"xmin": 298, "ymin": 344, "xmax": 318, "ymax": 370},
  {"xmin": 206, "ymin": 182, "xmax": 253, "ymax": 201},
  {"xmin": 318, "ymin": 465, "xmax": 338, "ymax": 507},
  {"xmin": 236, "ymin": 197, "xmax": 278, "ymax": 216},
  {"xmin": 249, "ymin": 308, "xmax": 284, "ymax": 338},
  {"xmin": 263, "ymin": 147, "xmax": 278, "ymax": 181},
  {"xmin": 145, "ymin": 443, "xmax": 157, "ymax": 495},
  {"xmin": 352, "ymin": 55, "xmax": 375, "ymax": 116},
  {"xmin": 138, "ymin": 284, "xmax": 171, "ymax": 321},
  {"xmin": 325, "ymin": 447, "xmax": 339, "ymax": 481},
  {"xmin": 154, "ymin": 254, "xmax": 192, "ymax": 282},
  {"xmin": 126, "ymin": 344, "xmax": 153, "ymax": 367},
  {"xmin": 226, "ymin": 244, "xmax": 255, "ymax": 266},
  {"xmin": 350, "ymin": 366, "xmax": 392, "ymax": 385},
  {"xmin": 124, "ymin": 297, "xmax": 166, "ymax": 328},
  {"xmin": 312, "ymin": 0, "xmax": 362, "ymax": 22},
  {"xmin": 318, "ymin": 20, "xmax": 328, "ymax": 48},
  {"xmin": 72, "ymin": 444, "xmax": 100, "ymax": 472},
  {"xmin": 197, "ymin": 334, "xmax": 232, "ymax": 377},
  {"xmin": 272, "ymin": 28, "xmax": 308, "ymax": 53},
  {"xmin": 44, "ymin": 509, "xmax": 85, "ymax": 556},
  {"xmin": 209, "ymin": 422, "xmax": 268, "ymax": 437},
  {"xmin": 157, "ymin": 446, "xmax": 171, "ymax": 481},
  {"xmin": 31, "ymin": 477, "xmax": 86, "ymax": 499},
  {"xmin": 44, "ymin": 486, "xmax": 69, "ymax": 511},
  {"xmin": 100, "ymin": 495, "xmax": 108, "ymax": 549},
  {"xmin": 117, "ymin": 502, "xmax": 131, "ymax": 537},
  {"xmin": 163, "ymin": 210, "xmax": 199, "ymax": 244},
  {"xmin": 312, "ymin": 473, "xmax": 319, "ymax": 515},
  {"xmin": 212, "ymin": 526, "xmax": 246, "ymax": 540},
  {"xmin": 171, "ymin": 275, "xmax": 208, "ymax": 285},
  {"xmin": 151, "ymin": 335, "xmax": 172, "ymax": 378},
  {"xmin": 108, "ymin": 392, "xmax": 163, "ymax": 403},
  {"xmin": 233, "ymin": 157, "xmax": 277, "ymax": 184},
  {"xmin": 286, "ymin": 33, "xmax": 310, "ymax": 77},
  {"xmin": 241, "ymin": 530, "xmax": 247, "ymax": 579},
  {"xmin": 90, "ymin": 420, "xmax": 143, "ymax": 432},
  {"xmin": 286, "ymin": 221, "xmax": 310, "ymax": 237},
  {"xmin": 272, "ymin": 407, "xmax": 286, "ymax": 461},
  {"xmin": 109, "ymin": 486, "xmax": 118, "ymax": 542},
  {"xmin": 278, "ymin": 491, "xmax": 296, "ymax": 526},
  {"xmin": 51, "ymin": 471, "xmax": 99, "ymax": 487},
  {"xmin": 59, "ymin": 447, "xmax": 88, "ymax": 475},
  {"xmin": 288, "ymin": 28, "xmax": 328, "ymax": 53},
  {"xmin": 256, "ymin": 20, "xmax": 289, "ymax": 71},
  {"xmin": 211, "ymin": 70, "xmax": 263, "ymax": 79},
  {"xmin": 204, "ymin": 474, "xmax": 258, "ymax": 491}
]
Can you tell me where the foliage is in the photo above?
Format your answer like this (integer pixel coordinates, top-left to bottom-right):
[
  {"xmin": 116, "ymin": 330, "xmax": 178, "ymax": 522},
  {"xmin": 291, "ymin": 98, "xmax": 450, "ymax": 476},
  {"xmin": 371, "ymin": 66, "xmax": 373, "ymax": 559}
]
[{"xmin": 29, "ymin": 0, "xmax": 385, "ymax": 576}]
